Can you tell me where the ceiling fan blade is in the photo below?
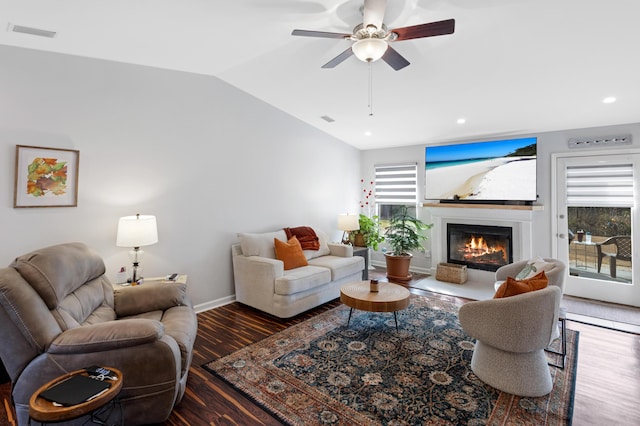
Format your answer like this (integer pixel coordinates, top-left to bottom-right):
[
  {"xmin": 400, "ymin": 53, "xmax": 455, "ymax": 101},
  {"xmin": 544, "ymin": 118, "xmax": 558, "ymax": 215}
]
[
  {"xmin": 291, "ymin": 29, "xmax": 351, "ymax": 39},
  {"xmin": 391, "ymin": 18, "xmax": 455, "ymax": 41},
  {"xmin": 363, "ymin": 0, "xmax": 387, "ymax": 30},
  {"xmin": 382, "ymin": 46, "xmax": 410, "ymax": 71},
  {"xmin": 321, "ymin": 47, "xmax": 354, "ymax": 68}
]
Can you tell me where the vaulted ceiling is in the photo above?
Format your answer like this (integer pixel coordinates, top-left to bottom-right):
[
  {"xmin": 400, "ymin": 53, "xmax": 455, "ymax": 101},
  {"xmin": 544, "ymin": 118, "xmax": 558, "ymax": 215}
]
[{"xmin": 2, "ymin": 0, "xmax": 639, "ymax": 149}]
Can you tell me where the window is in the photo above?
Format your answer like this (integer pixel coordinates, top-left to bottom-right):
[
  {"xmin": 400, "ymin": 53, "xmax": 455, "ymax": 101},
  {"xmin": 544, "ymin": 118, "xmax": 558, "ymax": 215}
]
[{"xmin": 375, "ymin": 163, "xmax": 418, "ymax": 230}]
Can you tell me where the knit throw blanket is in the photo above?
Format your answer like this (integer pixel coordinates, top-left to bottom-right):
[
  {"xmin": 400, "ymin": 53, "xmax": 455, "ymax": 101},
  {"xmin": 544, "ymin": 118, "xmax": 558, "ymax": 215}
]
[{"xmin": 284, "ymin": 226, "xmax": 320, "ymax": 251}]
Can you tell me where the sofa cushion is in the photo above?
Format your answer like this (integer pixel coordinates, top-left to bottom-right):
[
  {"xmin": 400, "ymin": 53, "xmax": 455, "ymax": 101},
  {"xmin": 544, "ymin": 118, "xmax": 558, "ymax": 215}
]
[
  {"xmin": 275, "ymin": 266, "xmax": 331, "ymax": 296},
  {"xmin": 274, "ymin": 237, "xmax": 309, "ymax": 270},
  {"xmin": 11, "ymin": 242, "xmax": 106, "ymax": 310},
  {"xmin": 494, "ymin": 271, "xmax": 548, "ymax": 298},
  {"xmin": 238, "ymin": 230, "xmax": 287, "ymax": 258},
  {"xmin": 53, "ymin": 277, "xmax": 116, "ymax": 330},
  {"xmin": 303, "ymin": 229, "xmax": 331, "ymax": 260},
  {"xmin": 308, "ymin": 255, "xmax": 364, "ymax": 281}
]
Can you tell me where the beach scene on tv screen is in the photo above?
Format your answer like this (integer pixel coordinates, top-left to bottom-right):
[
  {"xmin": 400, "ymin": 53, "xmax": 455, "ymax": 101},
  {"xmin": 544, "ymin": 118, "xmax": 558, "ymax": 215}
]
[{"xmin": 425, "ymin": 137, "xmax": 537, "ymax": 201}]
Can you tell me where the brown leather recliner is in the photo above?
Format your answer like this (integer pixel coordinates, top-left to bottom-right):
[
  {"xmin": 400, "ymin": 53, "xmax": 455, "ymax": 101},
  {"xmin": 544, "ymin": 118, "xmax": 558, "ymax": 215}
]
[{"xmin": 0, "ymin": 242, "xmax": 198, "ymax": 425}]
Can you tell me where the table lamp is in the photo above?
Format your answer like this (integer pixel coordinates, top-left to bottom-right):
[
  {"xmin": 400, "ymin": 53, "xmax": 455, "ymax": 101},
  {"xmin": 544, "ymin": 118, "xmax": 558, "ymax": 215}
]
[
  {"xmin": 116, "ymin": 214, "xmax": 158, "ymax": 283},
  {"xmin": 338, "ymin": 213, "xmax": 360, "ymax": 245}
]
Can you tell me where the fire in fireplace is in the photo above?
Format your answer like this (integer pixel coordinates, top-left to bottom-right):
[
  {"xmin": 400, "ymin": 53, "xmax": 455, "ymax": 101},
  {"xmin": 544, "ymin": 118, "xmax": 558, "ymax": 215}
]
[{"xmin": 447, "ymin": 223, "xmax": 513, "ymax": 272}]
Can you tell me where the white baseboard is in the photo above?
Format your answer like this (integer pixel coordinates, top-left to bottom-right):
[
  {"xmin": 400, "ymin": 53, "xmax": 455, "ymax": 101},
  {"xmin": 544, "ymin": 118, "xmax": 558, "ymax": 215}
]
[{"xmin": 194, "ymin": 295, "xmax": 236, "ymax": 313}]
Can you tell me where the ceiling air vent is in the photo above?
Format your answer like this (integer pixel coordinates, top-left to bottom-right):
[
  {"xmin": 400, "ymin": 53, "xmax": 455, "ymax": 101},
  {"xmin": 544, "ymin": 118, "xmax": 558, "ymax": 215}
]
[
  {"xmin": 7, "ymin": 23, "xmax": 57, "ymax": 38},
  {"xmin": 568, "ymin": 134, "xmax": 632, "ymax": 149}
]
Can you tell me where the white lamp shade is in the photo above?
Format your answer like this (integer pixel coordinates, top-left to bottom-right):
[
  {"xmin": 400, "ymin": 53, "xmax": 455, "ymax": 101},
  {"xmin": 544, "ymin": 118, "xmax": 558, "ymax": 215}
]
[
  {"xmin": 352, "ymin": 38, "xmax": 388, "ymax": 62},
  {"xmin": 338, "ymin": 214, "xmax": 360, "ymax": 232},
  {"xmin": 116, "ymin": 215, "xmax": 158, "ymax": 247}
]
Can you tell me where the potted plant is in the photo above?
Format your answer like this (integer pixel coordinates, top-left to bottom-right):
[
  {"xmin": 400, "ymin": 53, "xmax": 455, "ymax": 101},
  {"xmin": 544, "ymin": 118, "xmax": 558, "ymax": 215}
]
[
  {"xmin": 384, "ymin": 206, "xmax": 432, "ymax": 281},
  {"xmin": 353, "ymin": 214, "xmax": 384, "ymax": 250}
]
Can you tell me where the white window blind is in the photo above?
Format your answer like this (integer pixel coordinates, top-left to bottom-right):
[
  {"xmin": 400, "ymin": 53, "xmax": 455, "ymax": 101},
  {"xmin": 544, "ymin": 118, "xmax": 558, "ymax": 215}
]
[
  {"xmin": 566, "ymin": 163, "xmax": 634, "ymax": 207},
  {"xmin": 375, "ymin": 163, "xmax": 418, "ymax": 205}
]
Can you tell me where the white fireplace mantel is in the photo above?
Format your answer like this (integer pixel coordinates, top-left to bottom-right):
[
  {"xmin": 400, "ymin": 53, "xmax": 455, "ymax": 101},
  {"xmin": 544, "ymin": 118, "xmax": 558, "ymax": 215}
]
[{"xmin": 427, "ymin": 205, "xmax": 538, "ymax": 280}]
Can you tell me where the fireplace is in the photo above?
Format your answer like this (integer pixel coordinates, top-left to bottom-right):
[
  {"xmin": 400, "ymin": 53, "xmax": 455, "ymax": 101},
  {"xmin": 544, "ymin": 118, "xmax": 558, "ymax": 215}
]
[{"xmin": 447, "ymin": 223, "xmax": 513, "ymax": 272}]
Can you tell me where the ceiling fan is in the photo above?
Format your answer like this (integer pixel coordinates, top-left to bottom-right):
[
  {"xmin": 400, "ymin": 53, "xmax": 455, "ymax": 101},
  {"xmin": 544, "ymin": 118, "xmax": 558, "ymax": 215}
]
[{"xmin": 292, "ymin": 0, "xmax": 455, "ymax": 71}]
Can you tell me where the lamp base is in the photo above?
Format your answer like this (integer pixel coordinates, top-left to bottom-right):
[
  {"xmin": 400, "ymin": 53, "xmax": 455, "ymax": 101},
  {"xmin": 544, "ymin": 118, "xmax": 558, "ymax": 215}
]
[
  {"xmin": 341, "ymin": 231, "xmax": 353, "ymax": 245},
  {"xmin": 126, "ymin": 249, "xmax": 146, "ymax": 284}
]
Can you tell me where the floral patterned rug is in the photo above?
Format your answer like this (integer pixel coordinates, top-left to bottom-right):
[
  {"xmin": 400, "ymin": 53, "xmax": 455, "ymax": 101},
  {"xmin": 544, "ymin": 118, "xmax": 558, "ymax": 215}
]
[{"xmin": 205, "ymin": 294, "xmax": 577, "ymax": 425}]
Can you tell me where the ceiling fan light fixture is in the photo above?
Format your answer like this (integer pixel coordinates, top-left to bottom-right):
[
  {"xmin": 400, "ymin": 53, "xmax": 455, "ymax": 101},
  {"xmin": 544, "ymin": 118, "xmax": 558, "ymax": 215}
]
[
  {"xmin": 352, "ymin": 38, "xmax": 388, "ymax": 62},
  {"xmin": 365, "ymin": 24, "xmax": 378, "ymax": 34}
]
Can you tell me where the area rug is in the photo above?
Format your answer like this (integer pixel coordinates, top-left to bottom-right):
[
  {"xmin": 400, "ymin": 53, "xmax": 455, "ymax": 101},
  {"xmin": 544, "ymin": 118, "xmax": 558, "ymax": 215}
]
[{"xmin": 204, "ymin": 294, "xmax": 578, "ymax": 425}]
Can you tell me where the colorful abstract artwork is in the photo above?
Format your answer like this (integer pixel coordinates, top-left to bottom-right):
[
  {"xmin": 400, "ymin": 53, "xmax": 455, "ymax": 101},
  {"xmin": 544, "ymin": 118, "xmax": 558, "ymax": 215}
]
[
  {"xmin": 14, "ymin": 146, "xmax": 79, "ymax": 208},
  {"xmin": 27, "ymin": 157, "xmax": 68, "ymax": 197}
]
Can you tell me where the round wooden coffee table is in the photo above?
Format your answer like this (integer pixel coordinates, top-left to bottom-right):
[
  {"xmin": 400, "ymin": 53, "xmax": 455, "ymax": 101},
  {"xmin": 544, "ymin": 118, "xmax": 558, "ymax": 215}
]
[
  {"xmin": 29, "ymin": 367, "xmax": 123, "ymax": 423},
  {"xmin": 340, "ymin": 281, "xmax": 411, "ymax": 330}
]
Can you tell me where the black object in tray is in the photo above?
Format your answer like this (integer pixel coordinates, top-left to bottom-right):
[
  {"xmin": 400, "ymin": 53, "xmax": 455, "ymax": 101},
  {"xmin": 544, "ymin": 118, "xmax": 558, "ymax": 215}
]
[{"xmin": 39, "ymin": 375, "xmax": 111, "ymax": 406}]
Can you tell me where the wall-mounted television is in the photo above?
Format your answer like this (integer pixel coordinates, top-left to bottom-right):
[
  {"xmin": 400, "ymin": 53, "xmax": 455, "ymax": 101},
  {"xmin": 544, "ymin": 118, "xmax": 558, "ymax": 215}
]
[{"xmin": 425, "ymin": 137, "xmax": 537, "ymax": 204}]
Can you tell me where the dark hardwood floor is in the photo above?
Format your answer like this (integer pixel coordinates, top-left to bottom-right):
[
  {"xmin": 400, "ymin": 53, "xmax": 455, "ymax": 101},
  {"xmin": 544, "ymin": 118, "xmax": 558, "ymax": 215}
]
[{"xmin": 2, "ymin": 270, "xmax": 639, "ymax": 425}]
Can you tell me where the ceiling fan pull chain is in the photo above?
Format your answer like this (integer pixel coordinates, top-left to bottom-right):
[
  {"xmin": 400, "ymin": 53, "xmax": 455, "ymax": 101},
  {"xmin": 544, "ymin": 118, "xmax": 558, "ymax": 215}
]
[{"xmin": 368, "ymin": 61, "xmax": 374, "ymax": 116}]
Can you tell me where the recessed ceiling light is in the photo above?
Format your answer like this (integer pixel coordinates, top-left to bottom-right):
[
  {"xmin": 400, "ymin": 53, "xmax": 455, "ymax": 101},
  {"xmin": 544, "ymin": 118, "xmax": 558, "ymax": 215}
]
[
  {"xmin": 364, "ymin": 131, "xmax": 372, "ymax": 136},
  {"xmin": 457, "ymin": 118, "xmax": 466, "ymax": 124},
  {"xmin": 602, "ymin": 97, "xmax": 616, "ymax": 104}
]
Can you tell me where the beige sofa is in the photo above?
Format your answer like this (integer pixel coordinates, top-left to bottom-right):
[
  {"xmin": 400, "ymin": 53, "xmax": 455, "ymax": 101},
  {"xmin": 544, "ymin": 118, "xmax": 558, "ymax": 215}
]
[
  {"xmin": 232, "ymin": 228, "xmax": 365, "ymax": 318},
  {"xmin": 0, "ymin": 242, "xmax": 197, "ymax": 425}
]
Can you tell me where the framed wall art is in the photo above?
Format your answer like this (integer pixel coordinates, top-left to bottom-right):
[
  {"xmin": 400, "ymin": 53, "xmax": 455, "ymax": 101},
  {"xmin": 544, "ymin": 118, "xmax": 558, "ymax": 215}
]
[{"xmin": 14, "ymin": 145, "xmax": 80, "ymax": 208}]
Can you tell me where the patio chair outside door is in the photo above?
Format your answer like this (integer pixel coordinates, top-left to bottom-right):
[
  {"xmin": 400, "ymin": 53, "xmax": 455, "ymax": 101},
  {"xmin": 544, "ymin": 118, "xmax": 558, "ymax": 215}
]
[{"xmin": 596, "ymin": 235, "xmax": 632, "ymax": 278}]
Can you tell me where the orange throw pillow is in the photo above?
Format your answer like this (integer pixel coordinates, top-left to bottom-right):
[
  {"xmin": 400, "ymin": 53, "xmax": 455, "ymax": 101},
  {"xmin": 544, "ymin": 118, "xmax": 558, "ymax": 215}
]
[
  {"xmin": 274, "ymin": 236, "xmax": 309, "ymax": 270},
  {"xmin": 494, "ymin": 271, "xmax": 549, "ymax": 298}
]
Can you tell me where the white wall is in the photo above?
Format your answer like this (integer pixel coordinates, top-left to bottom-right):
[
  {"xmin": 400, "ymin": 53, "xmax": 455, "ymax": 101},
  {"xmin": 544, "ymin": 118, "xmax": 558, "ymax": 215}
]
[
  {"xmin": 3, "ymin": 44, "xmax": 638, "ymax": 307},
  {"xmin": 360, "ymin": 122, "xmax": 640, "ymax": 269},
  {"xmin": 0, "ymin": 46, "xmax": 362, "ymax": 308}
]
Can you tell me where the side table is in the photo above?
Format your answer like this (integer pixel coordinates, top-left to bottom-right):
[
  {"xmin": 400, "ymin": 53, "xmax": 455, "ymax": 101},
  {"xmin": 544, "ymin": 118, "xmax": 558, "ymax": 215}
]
[
  {"xmin": 352, "ymin": 247, "xmax": 369, "ymax": 280},
  {"xmin": 112, "ymin": 274, "xmax": 187, "ymax": 289},
  {"xmin": 29, "ymin": 367, "xmax": 123, "ymax": 424},
  {"xmin": 144, "ymin": 275, "xmax": 188, "ymax": 285},
  {"xmin": 572, "ymin": 241, "xmax": 596, "ymax": 270},
  {"xmin": 340, "ymin": 281, "xmax": 410, "ymax": 331},
  {"xmin": 545, "ymin": 307, "xmax": 567, "ymax": 369}
]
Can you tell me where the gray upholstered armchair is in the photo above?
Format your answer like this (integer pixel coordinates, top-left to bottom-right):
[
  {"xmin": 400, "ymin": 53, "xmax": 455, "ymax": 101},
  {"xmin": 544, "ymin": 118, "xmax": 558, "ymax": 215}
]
[
  {"xmin": 459, "ymin": 285, "xmax": 562, "ymax": 397},
  {"xmin": 493, "ymin": 257, "xmax": 566, "ymax": 344},
  {"xmin": 0, "ymin": 242, "xmax": 198, "ymax": 425},
  {"xmin": 460, "ymin": 258, "xmax": 566, "ymax": 396}
]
